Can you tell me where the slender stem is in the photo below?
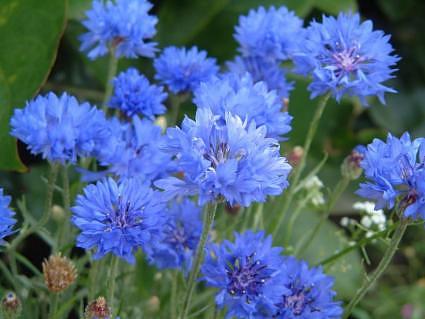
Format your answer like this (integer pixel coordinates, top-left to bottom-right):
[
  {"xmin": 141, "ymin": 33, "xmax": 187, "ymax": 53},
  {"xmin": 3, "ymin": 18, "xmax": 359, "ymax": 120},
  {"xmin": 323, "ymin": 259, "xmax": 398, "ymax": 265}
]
[
  {"xmin": 102, "ymin": 48, "xmax": 118, "ymax": 113},
  {"xmin": 8, "ymin": 163, "xmax": 60, "ymax": 251},
  {"xmin": 342, "ymin": 219, "xmax": 409, "ymax": 318},
  {"xmin": 271, "ymin": 92, "xmax": 331, "ymax": 236},
  {"xmin": 179, "ymin": 203, "xmax": 217, "ymax": 319},
  {"xmin": 108, "ymin": 256, "xmax": 119, "ymax": 315},
  {"xmin": 88, "ymin": 258, "xmax": 100, "ymax": 300},
  {"xmin": 171, "ymin": 271, "xmax": 178, "ymax": 319},
  {"xmin": 295, "ymin": 176, "xmax": 350, "ymax": 256},
  {"xmin": 169, "ymin": 93, "xmax": 188, "ymax": 126},
  {"xmin": 49, "ymin": 293, "xmax": 59, "ymax": 319},
  {"xmin": 57, "ymin": 165, "xmax": 70, "ymax": 251}
]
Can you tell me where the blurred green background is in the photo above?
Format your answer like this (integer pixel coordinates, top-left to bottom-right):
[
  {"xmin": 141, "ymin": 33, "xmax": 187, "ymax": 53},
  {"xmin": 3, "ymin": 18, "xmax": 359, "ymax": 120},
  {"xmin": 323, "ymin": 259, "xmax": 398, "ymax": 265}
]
[{"xmin": 1, "ymin": 0, "xmax": 425, "ymax": 318}]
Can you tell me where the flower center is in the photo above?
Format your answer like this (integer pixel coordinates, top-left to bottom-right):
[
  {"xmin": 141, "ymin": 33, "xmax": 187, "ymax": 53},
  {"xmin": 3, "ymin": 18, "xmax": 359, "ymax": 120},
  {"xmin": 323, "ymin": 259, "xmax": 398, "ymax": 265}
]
[
  {"xmin": 108, "ymin": 196, "xmax": 142, "ymax": 229},
  {"xmin": 283, "ymin": 290, "xmax": 307, "ymax": 316},
  {"xmin": 332, "ymin": 47, "xmax": 363, "ymax": 73},
  {"xmin": 226, "ymin": 254, "xmax": 269, "ymax": 299},
  {"xmin": 204, "ymin": 142, "xmax": 230, "ymax": 168}
]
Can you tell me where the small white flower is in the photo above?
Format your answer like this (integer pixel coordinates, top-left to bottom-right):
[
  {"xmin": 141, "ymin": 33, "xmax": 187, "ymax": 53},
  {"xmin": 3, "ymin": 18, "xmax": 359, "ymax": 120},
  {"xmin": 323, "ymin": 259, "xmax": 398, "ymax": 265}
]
[
  {"xmin": 361, "ymin": 216, "xmax": 372, "ymax": 228},
  {"xmin": 304, "ymin": 175, "xmax": 324, "ymax": 190},
  {"xmin": 340, "ymin": 217, "xmax": 350, "ymax": 227}
]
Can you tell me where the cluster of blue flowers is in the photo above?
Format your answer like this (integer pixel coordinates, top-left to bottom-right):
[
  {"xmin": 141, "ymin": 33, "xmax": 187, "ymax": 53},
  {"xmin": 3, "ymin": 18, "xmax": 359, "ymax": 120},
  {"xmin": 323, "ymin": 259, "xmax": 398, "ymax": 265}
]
[
  {"xmin": 357, "ymin": 133, "xmax": 425, "ymax": 220},
  {"xmin": 201, "ymin": 231, "xmax": 342, "ymax": 318},
  {"xmin": 0, "ymin": 189, "xmax": 15, "ymax": 245},
  {"xmin": 7, "ymin": 0, "xmax": 406, "ymax": 317}
]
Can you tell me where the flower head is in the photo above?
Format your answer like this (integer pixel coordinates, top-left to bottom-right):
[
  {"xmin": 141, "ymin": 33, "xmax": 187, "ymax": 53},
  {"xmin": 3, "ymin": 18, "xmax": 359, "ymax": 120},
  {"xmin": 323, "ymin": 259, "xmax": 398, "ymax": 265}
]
[
  {"xmin": 154, "ymin": 46, "xmax": 219, "ymax": 94},
  {"xmin": 80, "ymin": 0, "xmax": 157, "ymax": 59},
  {"xmin": 294, "ymin": 13, "xmax": 399, "ymax": 104},
  {"xmin": 226, "ymin": 56, "xmax": 293, "ymax": 99},
  {"xmin": 193, "ymin": 73, "xmax": 292, "ymax": 140},
  {"xmin": 155, "ymin": 108, "xmax": 291, "ymax": 206},
  {"xmin": 356, "ymin": 132, "xmax": 425, "ymax": 220},
  {"xmin": 84, "ymin": 297, "xmax": 111, "ymax": 319},
  {"xmin": 1, "ymin": 292, "xmax": 22, "ymax": 319},
  {"xmin": 109, "ymin": 68, "xmax": 167, "ymax": 119},
  {"xmin": 0, "ymin": 189, "xmax": 15, "ymax": 245},
  {"xmin": 10, "ymin": 93, "xmax": 111, "ymax": 164},
  {"xmin": 274, "ymin": 256, "xmax": 342, "ymax": 319},
  {"xmin": 72, "ymin": 177, "xmax": 165, "ymax": 263},
  {"xmin": 99, "ymin": 116, "xmax": 175, "ymax": 182},
  {"xmin": 42, "ymin": 254, "xmax": 78, "ymax": 293},
  {"xmin": 145, "ymin": 198, "xmax": 202, "ymax": 271},
  {"xmin": 201, "ymin": 231, "xmax": 286, "ymax": 318},
  {"xmin": 235, "ymin": 6, "xmax": 303, "ymax": 61}
]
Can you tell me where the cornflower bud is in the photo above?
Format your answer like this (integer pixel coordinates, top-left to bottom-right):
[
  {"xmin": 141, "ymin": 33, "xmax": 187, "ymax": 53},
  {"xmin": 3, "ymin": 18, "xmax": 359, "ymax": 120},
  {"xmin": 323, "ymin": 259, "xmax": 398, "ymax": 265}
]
[
  {"xmin": 42, "ymin": 253, "xmax": 77, "ymax": 293},
  {"xmin": 84, "ymin": 297, "xmax": 111, "ymax": 319},
  {"xmin": 1, "ymin": 292, "xmax": 22, "ymax": 319},
  {"xmin": 287, "ymin": 146, "xmax": 304, "ymax": 167},
  {"xmin": 341, "ymin": 150, "xmax": 364, "ymax": 180}
]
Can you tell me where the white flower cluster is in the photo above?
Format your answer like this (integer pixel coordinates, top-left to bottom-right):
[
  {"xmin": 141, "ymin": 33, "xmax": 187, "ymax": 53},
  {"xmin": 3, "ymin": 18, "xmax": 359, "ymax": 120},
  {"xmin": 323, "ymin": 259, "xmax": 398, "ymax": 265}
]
[{"xmin": 303, "ymin": 175, "xmax": 325, "ymax": 207}]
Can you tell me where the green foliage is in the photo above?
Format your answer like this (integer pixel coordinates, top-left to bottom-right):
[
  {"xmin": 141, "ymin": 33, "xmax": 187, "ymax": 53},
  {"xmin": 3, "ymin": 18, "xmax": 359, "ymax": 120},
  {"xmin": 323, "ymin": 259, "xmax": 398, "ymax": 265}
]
[{"xmin": 0, "ymin": 0, "xmax": 67, "ymax": 171}]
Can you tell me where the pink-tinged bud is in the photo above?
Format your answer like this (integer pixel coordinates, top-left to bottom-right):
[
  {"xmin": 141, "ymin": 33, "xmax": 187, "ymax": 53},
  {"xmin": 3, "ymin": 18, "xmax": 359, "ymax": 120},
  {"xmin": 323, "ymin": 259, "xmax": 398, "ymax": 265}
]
[
  {"xmin": 84, "ymin": 297, "xmax": 111, "ymax": 319},
  {"xmin": 287, "ymin": 146, "xmax": 304, "ymax": 167},
  {"xmin": 341, "ymin": 150, "xmax": 364, "ymax": 180},
  {"xmin": 1, "ymin": 292, "xmax": 22, "ymax": 319}
]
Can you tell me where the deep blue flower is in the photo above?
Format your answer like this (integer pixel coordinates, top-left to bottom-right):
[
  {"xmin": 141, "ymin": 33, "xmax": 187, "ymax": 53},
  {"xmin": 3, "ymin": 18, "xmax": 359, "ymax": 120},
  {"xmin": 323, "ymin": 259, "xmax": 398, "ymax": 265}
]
[
  {"xmin": 109, "ymin": 68, "xmax": 167, "ymax": 119},
  {"xmin": 154, "ymin": 46, "xmax": 219, "ymax": 94},
  {"xmin": 99, "ymin": 116, "xmax": 175, "ymax": 181},
  {"xmin": 80, "ymin": 0, "xmax": 157, "ymax": 59},
  {"xmin": 10, "ymin": 93, "xmax": 111, "ymax": 164},
  {"xmin": 235, "ymin": 6, "xmax": 303, "ymax": 61},
  {"xmin": 0, "ymin": 189, "xmax": 16, "ymax": 245},
  {"xmin": 201, "ymin": 231, "xmax": 286, "ymax": 318},
  {"xmin": 72, "ymin": 177, "xmax": 165, "ymax": 263},
  {"xmin": 193, "ymin": 73, "xmax": 292, "ymax": 140},
  {"xmin": 357, "ymin": 132, "xmax": 425, "ymax": 220},
  {"xmin": 155, "ymin": 108, "xmax": 292, "ymax": 207},
  {"xmin": 293, "ymin": 13, "xmax": 399, "ymax": 105},
  {"xmin": 273, "ymin": 256, "xmax": 342, "ymax": 319},
  {"xmin": 226, "ymin": 56, "xmax": 293, "ymax": 100},
  {"xmin": 145, "ymin": 198, "xmax": 202, "ymax": 271}
]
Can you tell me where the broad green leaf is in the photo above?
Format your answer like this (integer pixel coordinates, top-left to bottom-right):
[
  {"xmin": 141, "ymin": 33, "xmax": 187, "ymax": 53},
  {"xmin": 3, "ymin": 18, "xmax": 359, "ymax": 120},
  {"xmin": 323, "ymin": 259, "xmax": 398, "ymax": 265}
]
[{"xmin": 0, "ymin": 0, "xmax": 67, "ymax": 171}]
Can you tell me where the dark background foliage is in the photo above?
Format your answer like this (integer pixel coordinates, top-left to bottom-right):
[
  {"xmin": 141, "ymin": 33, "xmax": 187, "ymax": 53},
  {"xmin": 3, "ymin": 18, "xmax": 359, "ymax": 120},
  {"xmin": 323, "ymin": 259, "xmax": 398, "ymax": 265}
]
[{"xmin": 1, "ymin": 0, "xmax": 425, "ymax": 318}]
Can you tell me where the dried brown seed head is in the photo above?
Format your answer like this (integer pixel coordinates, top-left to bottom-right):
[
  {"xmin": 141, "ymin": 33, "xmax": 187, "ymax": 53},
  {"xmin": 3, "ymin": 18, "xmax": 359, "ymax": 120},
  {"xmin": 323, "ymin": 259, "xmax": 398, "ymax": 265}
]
[{"xmin": 42, "ymin": 253, "xmax": 77, "ymax": 293}]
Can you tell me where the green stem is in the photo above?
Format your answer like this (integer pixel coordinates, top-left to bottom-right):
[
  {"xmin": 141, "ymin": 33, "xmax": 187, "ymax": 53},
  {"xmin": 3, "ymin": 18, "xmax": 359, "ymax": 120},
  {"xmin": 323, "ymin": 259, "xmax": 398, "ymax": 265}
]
[
  {"xmin": 271, "ymin": 92, "xmax": 331, "ymax": 236},
  {"xmin": 171, "ymin": 271, "xmax": 178, "ymax": 319},
  {"xmin": 57, "ymin": 165, "xmax": 70, "ymax": 251},
  {"xmin": 49, "ymin": 293, "xmax": 59, "ymax": 319},
  {"xmin": 169, "ymin": 93, "xmax": 188, "ymax": 126},
  {"xmin": 342, "ymin": 219, "xmax": 409, "ymax": 319},
  {"xmin": 179, "ymin": 203, "xmax": 217, "ymax": 319},
  {"xmin": 102, "ymin": 48, "xmax": 118, "ymax": 113},
  {"xmin": 8, "ymin": 163, "xmax": 60, "ymax": 251},
  {"xmin": 108, "ymin": 256, "xmax": 119, "ymax": 315},
  {"xmin": 88, "ymin": 258, "xmax": 100, "ymax": 300},
  {"xmin": 295, "ymin": 176, "xmax": 350, "ymax": 256}
]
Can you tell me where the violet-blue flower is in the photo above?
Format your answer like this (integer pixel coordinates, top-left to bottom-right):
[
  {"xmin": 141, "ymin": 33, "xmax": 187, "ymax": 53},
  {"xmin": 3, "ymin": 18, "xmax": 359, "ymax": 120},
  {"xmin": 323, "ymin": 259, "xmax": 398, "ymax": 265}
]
[
  {"xmin": 154, "ymin": 46, "xmax": 219, "ymax": 94},
  {"xmin": 0, "ymin": 188, "xmax": 16, "ymax": 245},
  {"xmin": 10, "ymin": 92, "xmax": 111, "ymax": 164},
  {"xmin": 201, "ymin": 231, "xmax": 286, "ymax": 318},
  {"xmin": 99, "ymin": 116, "xmax": 175, "ymax": 182},
  {"xmin": 357, "ymin": 132, "xmax": 425, "ymax": 220},
  {"xmin": 145, "ymin": 198, "xmax": 202, "ymax": 271},
  {"xmin": 109, "ymin": 68, "xmax": 167, "ymax": 119},
  {"xmin": 80, "ymin": 0, "xmax": 157, "ymax": 59},
  {"xmin": 234, "ymin": 6, "xmax": 303, "ymax": 61},
  {"xmin": 226, "ymin": 56, "xmax": 293, "ymax": 99},
  {"xmin": 274, "ymin": 256, "xmax": 342, "ymax": 319},
  {"xmin": 72, "ymin": 177, "xmax": 164, "ymax": 263},
  {"xmin": 155, "ymin": 108, "xmax": 292, "ymax": 207},
  {"xmin": 293, "ymin": 13, "xmax": 399, "ymax": 105},
  {"xmin": 193, "ymin": 73, "xmax": 292, "ymax": 140}
]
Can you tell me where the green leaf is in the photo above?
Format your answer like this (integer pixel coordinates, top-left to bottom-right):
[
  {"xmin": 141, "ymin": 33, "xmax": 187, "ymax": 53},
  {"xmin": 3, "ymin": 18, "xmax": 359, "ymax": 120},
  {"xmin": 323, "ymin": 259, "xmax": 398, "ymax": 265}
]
[
  {"xmin": 289, "ymin": 211, "xmax": 363, "ymax": 299},
  {"xmin": 0, "ymin": 0, "xmax": 67, "ymax": 171}
]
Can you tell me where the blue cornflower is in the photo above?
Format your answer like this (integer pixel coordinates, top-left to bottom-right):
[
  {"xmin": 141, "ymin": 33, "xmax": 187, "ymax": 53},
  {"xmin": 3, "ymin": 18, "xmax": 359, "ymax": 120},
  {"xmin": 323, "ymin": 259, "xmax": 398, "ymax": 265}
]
[
  {"xmin": 72, "ymin": 177, "xmax": 165, "ymax": 263},
  {"xmin": 155, "ymin": 108, "xmax": 292, "ymax": 207},
  {"xmin": 357, "ymin": 132, "xmax": 425, "ymax": 220},
  {"xmin": 293, "ymin": 13, "xmax": 399, "ymax": 105},
  {"xmin": 10, "ymin": 93, "xmax": 111, "ymax": 164},
  {"xmin": 99, "ymin": 116, "xmax": 175, "ymax": 181},
  {"xmin": 145, "ymin": 198, "xmax": 202, "ymax": 271},
  {"xmin": 109, "ymin": 68, "xmax": 167, "ymax": 119},
  {"xmin": 235, "ymin": 6, "xmax": 303, "ymax": 61},
  {"xmin": 193, "ymin": 73, "xmax": 292, "ymax": 140},
  {"xmin": 154, "ymin": 46, "xmax": 219, "ymax": 94},
  {"xmin": 80, "ymin": 0, "xmax": 157, "ymax": 59},
  {"xmin": 0, "ymin": 189, "xmax": 16, "ymax": 245},
  {"xmin": 201, "ymin": 231, "xmax": 286, "ymax": 319},
  {"xmin": 273, "ymin": 256, "xmax": 342, "ymax": 319},
  {"xmin": 226, "ymin": 56, "xmax": 293, "ymax": 99}
]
